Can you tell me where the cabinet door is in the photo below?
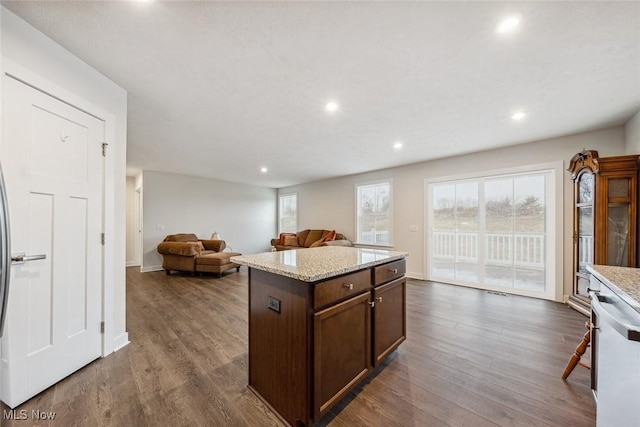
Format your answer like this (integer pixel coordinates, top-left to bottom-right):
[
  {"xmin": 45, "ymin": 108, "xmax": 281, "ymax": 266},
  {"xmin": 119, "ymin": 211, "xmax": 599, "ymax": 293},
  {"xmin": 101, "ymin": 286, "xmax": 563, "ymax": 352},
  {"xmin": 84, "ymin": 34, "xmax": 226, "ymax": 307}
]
[
  {"xmin": 602, "ymin": 176, "xmax": 635, "ymax": 267},
  {"xmin": 314, "ymin": 292, "xmax": 371, "ymax": 419},
  {"xmin": 373, "ymin": 277, "xmax": 406, "ymax": 366}
]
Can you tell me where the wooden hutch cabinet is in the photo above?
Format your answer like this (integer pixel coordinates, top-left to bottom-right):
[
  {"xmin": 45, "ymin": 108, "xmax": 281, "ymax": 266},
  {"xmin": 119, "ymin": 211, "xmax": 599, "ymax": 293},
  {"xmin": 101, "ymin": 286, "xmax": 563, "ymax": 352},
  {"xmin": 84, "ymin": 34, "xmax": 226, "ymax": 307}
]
[{"xmin": 567, "ymin": 150, "xmax": 639, "ymax": 315}]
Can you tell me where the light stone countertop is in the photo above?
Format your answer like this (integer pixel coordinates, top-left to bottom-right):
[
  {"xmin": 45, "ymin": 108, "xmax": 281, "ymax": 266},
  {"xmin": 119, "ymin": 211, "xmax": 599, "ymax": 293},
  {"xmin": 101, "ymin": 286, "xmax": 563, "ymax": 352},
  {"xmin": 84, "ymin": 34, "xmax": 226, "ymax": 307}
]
[
  {"xmin": 587, "ymin": 265, "xmax": 640, "ymax": 313},
  {"xmin": 231, "ymin": 246, "xmax": 409, "ymax": 282}
]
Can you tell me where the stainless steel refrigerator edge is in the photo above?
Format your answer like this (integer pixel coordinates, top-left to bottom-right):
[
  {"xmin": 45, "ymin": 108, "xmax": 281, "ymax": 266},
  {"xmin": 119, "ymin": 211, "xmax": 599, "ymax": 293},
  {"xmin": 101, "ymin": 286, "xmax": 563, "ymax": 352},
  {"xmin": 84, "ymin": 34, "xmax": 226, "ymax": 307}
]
[
  {"xmin": 0, "ymin": 161, "xmax": 11, "ymax": 408},
  {"xmin": 0, "ymin": 161, "xmax": 10, "ymax": 339}
]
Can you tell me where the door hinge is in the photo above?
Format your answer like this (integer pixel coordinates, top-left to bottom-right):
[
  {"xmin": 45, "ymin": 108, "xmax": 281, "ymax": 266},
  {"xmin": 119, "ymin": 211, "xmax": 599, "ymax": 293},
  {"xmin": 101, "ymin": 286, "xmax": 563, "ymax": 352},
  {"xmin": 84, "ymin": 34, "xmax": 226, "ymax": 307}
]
[
  {"xmin": 101, "ymin": 233, "xmax": 105, "ymax": 245},
  {"xmin": 102, "ymin": 142, "xmax": 108, "ymax": 157},
  {"xmin": 100, "ymin": 322, "xmax": 105, "ymax": 333}
]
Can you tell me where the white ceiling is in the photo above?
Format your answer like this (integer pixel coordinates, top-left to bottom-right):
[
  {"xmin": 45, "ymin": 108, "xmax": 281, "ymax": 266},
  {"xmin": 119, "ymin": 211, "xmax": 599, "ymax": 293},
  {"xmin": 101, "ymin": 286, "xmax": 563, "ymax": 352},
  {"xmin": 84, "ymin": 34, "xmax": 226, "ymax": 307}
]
[{"xmin": 3, "ymin": 1, "xmax": 640, "ymax": 188}]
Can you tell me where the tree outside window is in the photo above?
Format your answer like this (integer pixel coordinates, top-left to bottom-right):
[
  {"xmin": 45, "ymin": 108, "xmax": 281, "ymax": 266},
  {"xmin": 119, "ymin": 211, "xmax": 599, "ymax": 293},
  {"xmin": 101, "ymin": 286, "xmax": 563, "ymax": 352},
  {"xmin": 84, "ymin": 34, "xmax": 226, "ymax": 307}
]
[
  {"xmin": 279, "ymin": 193, "xmax": 297, "ymax": 233},
  {"xmin": 356, "ymin": 181, "xmax": 392, "ymax": 245}
]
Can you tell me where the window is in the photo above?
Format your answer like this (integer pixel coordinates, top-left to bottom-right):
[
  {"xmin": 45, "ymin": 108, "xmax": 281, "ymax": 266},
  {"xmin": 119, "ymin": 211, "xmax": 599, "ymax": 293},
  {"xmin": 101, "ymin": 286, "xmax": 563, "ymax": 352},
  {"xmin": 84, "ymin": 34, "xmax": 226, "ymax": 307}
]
[
  {"xmin": 278, "ymin": 193, "xmax": 297, "ymax": 233},
  {"xmin": 427, "ymin": 165, "xmax": 558, "ymax": 300},
  {"xmin": 356, "ymin": 180, "xmax": 392, "ymax": 246}
]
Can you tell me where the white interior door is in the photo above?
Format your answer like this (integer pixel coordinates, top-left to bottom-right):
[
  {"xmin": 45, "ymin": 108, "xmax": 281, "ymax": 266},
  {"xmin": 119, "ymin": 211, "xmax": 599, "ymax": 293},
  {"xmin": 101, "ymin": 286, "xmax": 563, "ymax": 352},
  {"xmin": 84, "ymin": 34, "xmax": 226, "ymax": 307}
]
[{"xmin": 1, "ymin": 76, "xmax": 104, "ymax": 408}]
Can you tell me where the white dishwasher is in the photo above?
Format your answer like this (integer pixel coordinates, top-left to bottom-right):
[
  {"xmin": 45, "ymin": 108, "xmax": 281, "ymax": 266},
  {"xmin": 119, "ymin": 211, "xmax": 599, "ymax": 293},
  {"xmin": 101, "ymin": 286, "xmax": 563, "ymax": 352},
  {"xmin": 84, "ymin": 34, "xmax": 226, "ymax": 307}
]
[{"xmin": 590, "ymin": 274, "xmax": 640, "ymax": 427}]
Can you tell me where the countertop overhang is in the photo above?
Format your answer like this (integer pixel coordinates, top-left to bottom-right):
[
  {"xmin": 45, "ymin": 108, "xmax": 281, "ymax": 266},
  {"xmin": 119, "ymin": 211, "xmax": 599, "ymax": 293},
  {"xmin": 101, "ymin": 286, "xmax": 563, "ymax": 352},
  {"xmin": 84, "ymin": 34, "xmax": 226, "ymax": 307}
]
[
  {"xmin": 587, "ymin": 264, "xmax": 640, "ymax": 313},
  {"xmin": 231, "ymin": 246, "xmax": 409, "ymax": 282}
]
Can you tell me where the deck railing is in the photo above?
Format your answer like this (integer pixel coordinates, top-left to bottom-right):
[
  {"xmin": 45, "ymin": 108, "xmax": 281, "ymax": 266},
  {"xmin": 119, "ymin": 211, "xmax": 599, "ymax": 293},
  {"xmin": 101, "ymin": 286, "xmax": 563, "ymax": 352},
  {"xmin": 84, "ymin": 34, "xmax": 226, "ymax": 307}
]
[
  {"xmin": 432, "ymin": 231, "xmax": 545, "ymax": 267},
  {"xmin": 360, "ymin": 230, "xmax": 390, "ymax": 245}
]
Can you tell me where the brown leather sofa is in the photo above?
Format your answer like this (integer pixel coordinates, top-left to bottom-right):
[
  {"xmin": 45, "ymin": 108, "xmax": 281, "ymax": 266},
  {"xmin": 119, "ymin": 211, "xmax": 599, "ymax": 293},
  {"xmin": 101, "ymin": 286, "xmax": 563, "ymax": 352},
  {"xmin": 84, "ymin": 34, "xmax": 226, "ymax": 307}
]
[
  {"xmin": 157, "ymin": 233, "xmax": 241, "ymax": 276},
  {"xmin": 270, "ymin": 229, "xmax": 353, "ymax": 251}
]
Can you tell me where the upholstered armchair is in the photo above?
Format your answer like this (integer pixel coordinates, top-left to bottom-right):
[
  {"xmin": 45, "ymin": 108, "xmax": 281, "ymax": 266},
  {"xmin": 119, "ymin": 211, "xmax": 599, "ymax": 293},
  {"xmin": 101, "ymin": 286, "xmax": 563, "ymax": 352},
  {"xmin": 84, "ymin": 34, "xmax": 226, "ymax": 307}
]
[{"xmin": 157, "ymin": 233, "xmax": 240, "ymax": 276}]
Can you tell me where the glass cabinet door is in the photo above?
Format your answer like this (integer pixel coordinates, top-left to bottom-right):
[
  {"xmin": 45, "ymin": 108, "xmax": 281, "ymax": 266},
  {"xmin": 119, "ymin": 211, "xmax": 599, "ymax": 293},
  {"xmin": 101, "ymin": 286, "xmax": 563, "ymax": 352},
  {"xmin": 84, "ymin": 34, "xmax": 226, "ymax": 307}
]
[
  {"xmin": 575, "ymin": 172, "xmax": 594, "ymax": 301},
  {"xmin": 578, "ymin": 173, "xmax": 593, "ymax": 204},
  {"xmin": 578, "ymin": 206, "xmax": 594, "ymax": 272},
  {"xmin": 607, "ymin": 178, "xmax": 631, "ymax": 266}
]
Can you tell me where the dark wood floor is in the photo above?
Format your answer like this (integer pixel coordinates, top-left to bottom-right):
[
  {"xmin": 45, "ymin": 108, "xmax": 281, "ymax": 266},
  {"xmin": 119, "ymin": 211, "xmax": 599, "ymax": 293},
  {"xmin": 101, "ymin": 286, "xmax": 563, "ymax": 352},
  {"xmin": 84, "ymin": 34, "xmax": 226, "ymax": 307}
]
[{"xmin": 1, "ymin": 267, "xmax": 595, "ymax": 426}]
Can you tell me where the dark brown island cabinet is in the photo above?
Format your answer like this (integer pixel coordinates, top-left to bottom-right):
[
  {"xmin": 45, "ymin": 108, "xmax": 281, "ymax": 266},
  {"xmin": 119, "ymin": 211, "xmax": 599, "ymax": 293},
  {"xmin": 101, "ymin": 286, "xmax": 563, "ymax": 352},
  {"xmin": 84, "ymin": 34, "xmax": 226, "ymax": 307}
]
[{"xmin": 232, "ymin": 247, "xmax": 408, "ymax": 426}]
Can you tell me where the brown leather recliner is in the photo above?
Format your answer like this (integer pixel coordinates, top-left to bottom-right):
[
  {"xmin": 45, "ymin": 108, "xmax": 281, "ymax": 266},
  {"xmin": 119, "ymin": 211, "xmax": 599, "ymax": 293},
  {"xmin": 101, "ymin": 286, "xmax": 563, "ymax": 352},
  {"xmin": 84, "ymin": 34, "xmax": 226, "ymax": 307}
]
[{"xmin": 156, "ymin": 233, "xmax": 241, "ymax": 276}]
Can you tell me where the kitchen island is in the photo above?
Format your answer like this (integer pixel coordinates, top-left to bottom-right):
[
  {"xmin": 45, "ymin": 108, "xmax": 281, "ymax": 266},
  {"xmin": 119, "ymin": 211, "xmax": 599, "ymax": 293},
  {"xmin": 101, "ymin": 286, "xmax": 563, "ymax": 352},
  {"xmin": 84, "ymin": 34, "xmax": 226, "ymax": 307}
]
[
  {"xmin": 232, "ymin": 246, "xmax": 408, "ymax": 427},
  {"xmin": 587, "ymin": 265, "xmax": 640, "ymax": 427},
  {"xmin": 588, "ymin": 264, "xmax": 640, "ymax": 312}
]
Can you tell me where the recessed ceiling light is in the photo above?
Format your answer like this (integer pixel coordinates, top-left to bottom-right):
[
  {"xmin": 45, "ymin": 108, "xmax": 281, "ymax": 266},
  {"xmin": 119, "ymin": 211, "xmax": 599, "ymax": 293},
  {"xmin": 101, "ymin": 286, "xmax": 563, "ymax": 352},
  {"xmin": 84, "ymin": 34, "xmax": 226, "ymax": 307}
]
[
  {"xmin": 260, "ymin": 167, "xmax": 268, "ymax": 173},
  {"xmin": 496, "ymin": 15, "xmax": 521, "ymax": 34},
  {"xmin": 325, "ymin": 101, "xmax": 339, "ymax": 113},
  {"xmin": 393, "ymin": 142, "xmax": 403, "ymax": 150},
  {"xmin": 511, "ymin": 111, "xmax": 526, "ymax": 121}
]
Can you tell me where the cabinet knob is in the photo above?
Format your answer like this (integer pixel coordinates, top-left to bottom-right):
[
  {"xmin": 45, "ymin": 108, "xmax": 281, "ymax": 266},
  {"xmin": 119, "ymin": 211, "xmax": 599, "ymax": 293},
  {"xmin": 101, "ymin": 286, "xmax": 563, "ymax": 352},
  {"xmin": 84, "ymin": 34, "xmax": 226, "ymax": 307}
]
[
  {"xmin": 389, "ymin": 268, "xmax": 398, "ymax": 274},
  {"xmin": 343, "ymin": 283, "xmax": 354, "ymax": 290},
  {"xmin": 376, "ymin": 297, "xmax": 383, "ymax": 302},
  {"xmin": 368, "ymin": 301, "xmax": 375, "ymax": 307}
]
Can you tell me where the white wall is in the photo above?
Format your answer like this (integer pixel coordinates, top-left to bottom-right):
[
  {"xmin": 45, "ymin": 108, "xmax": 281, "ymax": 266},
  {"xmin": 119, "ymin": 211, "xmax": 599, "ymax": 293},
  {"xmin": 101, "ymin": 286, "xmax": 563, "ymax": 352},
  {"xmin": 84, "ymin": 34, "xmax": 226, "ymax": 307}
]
[
  {"xmin": 279, "ymin": 126, "xmax": 627, "ymax": 300},
  {"xmin": 625, "ymin": 110, "xmax": 640, "ymax": 153},
  {"xmin": 624, "ymin": 110, "xmax": 640, "ymax": 265},
  {"xmin": 141, "ymin": 171, "xmax": 277, "ymax": 271},
  {"xmin": 1, "ymin": 7, "xmax": 128, "ymax": 352}
]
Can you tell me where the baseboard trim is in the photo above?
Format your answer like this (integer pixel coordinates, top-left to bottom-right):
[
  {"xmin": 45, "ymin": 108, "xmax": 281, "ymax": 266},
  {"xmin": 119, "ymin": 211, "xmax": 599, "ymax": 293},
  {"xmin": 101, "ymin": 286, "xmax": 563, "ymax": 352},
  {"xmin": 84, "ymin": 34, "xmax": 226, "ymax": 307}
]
[
  {"xmin": 112, "ymin": 332, "xmax": 130, "ymax": 353},
  {"xmin": 406, "ymin": 271, "xmax": 424, "ymax": 280},
  {"xmin": 125, "ymin": 261, "xmax": 140, "ymax": 267},
  {"xmin": 140, "ymin": 265, "xmax": 163, "ymax": 273},
  {"xmin": 567, "ymin": 298, "xmax": 590, "ymax": 317}
]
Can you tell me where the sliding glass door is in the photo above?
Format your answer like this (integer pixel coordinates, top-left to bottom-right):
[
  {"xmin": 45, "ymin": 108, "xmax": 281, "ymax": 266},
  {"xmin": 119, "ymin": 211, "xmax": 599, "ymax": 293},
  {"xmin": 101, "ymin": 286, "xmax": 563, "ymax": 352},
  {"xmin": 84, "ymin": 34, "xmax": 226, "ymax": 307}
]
[
  {"xmin": 431, "ymin": 182, "xmax": 479, "ymax": 283},
  {"xmin": 428, "ymin": 168, "xmax": 555, "ymax": 299}
]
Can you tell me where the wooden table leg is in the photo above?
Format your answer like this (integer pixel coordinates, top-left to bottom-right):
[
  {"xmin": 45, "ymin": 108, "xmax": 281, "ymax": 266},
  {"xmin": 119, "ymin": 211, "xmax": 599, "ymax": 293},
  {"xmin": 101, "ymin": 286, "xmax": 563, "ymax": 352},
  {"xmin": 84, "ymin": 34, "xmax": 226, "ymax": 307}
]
[{"xmin": 562, "ymin": 321, "xmax": 591, "ymax": 380}]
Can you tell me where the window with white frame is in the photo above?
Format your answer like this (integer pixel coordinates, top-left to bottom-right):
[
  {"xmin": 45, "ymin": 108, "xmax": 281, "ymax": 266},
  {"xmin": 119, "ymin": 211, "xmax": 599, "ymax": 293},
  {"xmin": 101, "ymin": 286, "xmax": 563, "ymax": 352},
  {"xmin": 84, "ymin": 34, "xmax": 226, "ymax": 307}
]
[
  {"xmin": 356, "ymin": 180, "xmax": 392, "ymax": 246},
  {"xmin": 278, "ymin": 193, "xmax": 298, "ymax": 233}
]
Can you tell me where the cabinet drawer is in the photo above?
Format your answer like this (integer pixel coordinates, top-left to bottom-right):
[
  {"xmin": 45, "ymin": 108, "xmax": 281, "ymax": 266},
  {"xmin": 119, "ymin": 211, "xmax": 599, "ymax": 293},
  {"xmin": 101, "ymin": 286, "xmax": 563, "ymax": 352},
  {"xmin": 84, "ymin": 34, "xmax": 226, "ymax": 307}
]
[
  {"xmin": 373, "ymin": 259, "xmax": 406, "ymax": 286},
  {"xmin": 314, "ymin": 269, "xmax": 371, "ymax": 310}
]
